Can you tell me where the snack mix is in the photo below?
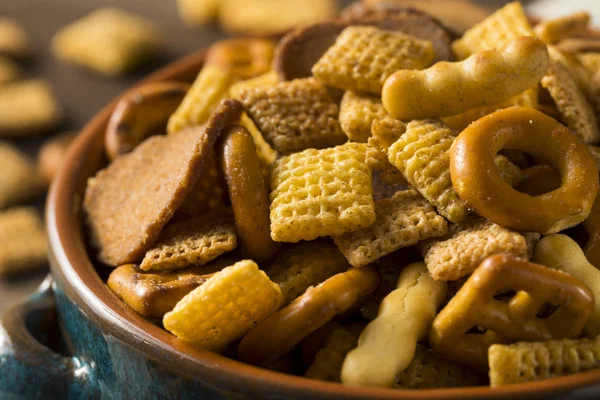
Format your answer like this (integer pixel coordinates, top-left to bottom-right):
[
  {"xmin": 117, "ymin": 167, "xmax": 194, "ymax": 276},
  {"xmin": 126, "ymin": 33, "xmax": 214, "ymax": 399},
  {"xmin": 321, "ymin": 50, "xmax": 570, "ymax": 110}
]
[{"xmin": 77, "ymin": 0, "xmax": 600, "ymax": 390}]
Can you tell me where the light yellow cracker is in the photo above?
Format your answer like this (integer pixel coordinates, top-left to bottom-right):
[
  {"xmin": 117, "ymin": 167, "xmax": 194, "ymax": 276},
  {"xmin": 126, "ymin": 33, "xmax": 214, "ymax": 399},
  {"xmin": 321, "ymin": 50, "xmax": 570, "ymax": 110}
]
[
  {"xmin": 51, "ymin": 8, "xmax": 161, "ymax": 76},
  {"xmin": 0, "ymin": 142, "xmax": 45, "ymax": 208},
  {"xmin": 452, "ymin": 2, "xmax": 534, "ymax": 59},
  {"xmin": 176, "ymin": 0, "xmax": 220, "ymax": 26},
  {"xmin": 140, "ymin": 212, "xmax": 237, "ymax": 271},
  {"xmin": 366, "ymin": 117, "xmax": 407, "ymax": 186},
  {"xmin": 339, "ymin": 91, "xmax": 388, "ymax": 143},
  {"xmin": 312, "ymin": 26, "xmax": 435, "ymax": 94},
  {"xmin": 0, "ymin": 57, "xmax": 20, "ymax": 85},
  {"xmin": 579, "ymin": 52, "xmax": 600, "ymax": 75},
  {"xmin": 0, "ymin": 207, "xmax": 47, "ymax": 276},
  {"xmin": 534, "ymin": 11, "xmax": 590, "ymax": 44},
  {"xmin": 442, "ymin": 89, "xmax": 538, "ymax": 132},
  {"xmin": 305, "ymin": 323, "xmax": 363, "ymax": 382},
  {"xmin": 421, "ymin": 218, "xmax": 530, "ymax": 281},
  {"xmin": 395, "ymin": 345, "xmax": 482, "ymax": 389},
  {"xmin": 334, "ymin": 190, "xmax": 448, "ymax": 268},
  {"xmin": 266, "ymin": 240, "xmax": 349, "ymax": 305},
  {"xmin": 219, "ymin": 0, "xmax": 337, "ymax": 36},
  {"xmin": 239, "ymin": 78, "xmax": 346, "ymax": 154},
  {"xmin": 388, "ymin": 119, "xmax": 468, "ymax": 223},
  {"xmin": 163, "ymin": 259, "xmax": 284, "ymax": 352},
  {"xmin": 0, "ymin": 80, "xmax": 62, "ymax": 137},
  {"xmin": 542, "ymin": 48, "xmax": 600, "ymax": 144},
  {"xmin": 0, "ymin": 17, "xmax": 31, "ymax": 59},
  {"xmin": 489, "ymin": 337, "xmax": 600, "ymax": 386},
  {"xmin": 167, "ymin": 64, "xmax": 237, "ymax": 134},
  {"xmin": 270, "ymin": 142, "xmax": 375, "ymax": 242}
]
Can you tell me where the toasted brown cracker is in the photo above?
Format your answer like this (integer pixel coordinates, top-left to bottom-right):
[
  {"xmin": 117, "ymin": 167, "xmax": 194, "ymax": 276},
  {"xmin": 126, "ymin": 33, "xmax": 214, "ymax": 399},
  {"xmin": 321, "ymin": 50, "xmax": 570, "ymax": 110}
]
[
  {"xmin": 340, "ymin": 91, "xmax": 388, "ymax": 143},
  {"xmin": 542, "ymin": 49, "xmax": 600, "ymax": 144},
  {"xmin": 270, "ymin": 143, "xmax": 375, "ymax": 242},
  {"xmin": 265, "ymin": 240, "xmax": 350, "ymax": 305},
  {"xmin": 218, "ymin": 0, "xmax": 337, "ymax": 36},
  {"xmin": 37, "ymin": 132, "xmax": 76, "ymax": 185},
  {"xmin": 0, "ymin": 17, "xmax": 31, "ymax": 59},
  {"xmin": 312, "ymin": 26, "xmax": 435, "ymax": 94},
  {"xmin": 140, "ymin": 211, "xmax": 237, "ymax": 271},
  {"xmin": 240, "ymin": 78, "xmax": 346, "ymax": 154},
  {"xmin": 51, "ymin": 8, "xmax": 161, "ymax": 76},
  {"xmin": 84, "ymin": 99, "xmax": 243, "ymax": 266},
  {"xmin": 421, "ymin": 218, "xmax": 529, "ymax": 281},
  {"xmin": 0, "ymin": 142, "xmax": 45, "ymax": 208},
  {"xmin": 334, "ymin": 190, "xmax": 448, "ymax": 268},
  {"xmin": 395, "ymin": 345, "xmax": 482, "ymax": 388},
  {"xmin": 0, "ymin": 207, "xmax": 47, "ymax": 276},
  {"xmin": 0, "ymin": 80, "xmax": 62, "ymax": 137},
  {"xmin": 0, "ymin": 57, "xmax": 21, "ymax": 85}
]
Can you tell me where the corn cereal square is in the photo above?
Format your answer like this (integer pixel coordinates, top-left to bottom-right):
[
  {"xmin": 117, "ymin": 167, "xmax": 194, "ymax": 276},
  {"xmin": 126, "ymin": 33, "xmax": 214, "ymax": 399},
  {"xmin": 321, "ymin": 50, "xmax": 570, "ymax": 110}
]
[{"xmin": 339, "ymin": 91, "xmax": 388, "ymax": 142}]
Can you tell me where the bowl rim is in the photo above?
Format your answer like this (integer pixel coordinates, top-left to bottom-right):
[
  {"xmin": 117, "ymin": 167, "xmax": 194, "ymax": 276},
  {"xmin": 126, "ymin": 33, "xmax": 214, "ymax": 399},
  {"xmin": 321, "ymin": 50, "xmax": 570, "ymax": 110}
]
[{"xmin": 46, "ymin": 48, "xmax": 600, "ymax": 399}]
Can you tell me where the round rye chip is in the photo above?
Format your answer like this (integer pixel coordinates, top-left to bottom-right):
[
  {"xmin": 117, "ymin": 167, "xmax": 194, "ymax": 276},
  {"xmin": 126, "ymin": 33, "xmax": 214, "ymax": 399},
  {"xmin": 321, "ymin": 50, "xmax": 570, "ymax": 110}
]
[{"xmin": 84, "ymin": 99, "xmax": 243, "ymax": 266}]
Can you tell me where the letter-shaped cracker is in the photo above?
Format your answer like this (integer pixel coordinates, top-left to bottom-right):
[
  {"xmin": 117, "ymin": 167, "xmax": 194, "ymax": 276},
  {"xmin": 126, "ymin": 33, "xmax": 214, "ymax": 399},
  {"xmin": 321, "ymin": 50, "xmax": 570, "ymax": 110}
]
[
  {"xmin": 341, "ymin": 262, "xmax": 446, "ymax": 388},
  {"xmin": 533, "ymin": 234, "xmax": 600, "ymax": 338},
  {"xmin": 489, "ymin": 337, "xmax": 600, "ymax": 386},
  {"xmin": 163, "ymin": 260, "xmax": 284, "ymax": 352},
  {"xmin": 382, "ymin": 36, "xmax": 549, "ymax": 120}
]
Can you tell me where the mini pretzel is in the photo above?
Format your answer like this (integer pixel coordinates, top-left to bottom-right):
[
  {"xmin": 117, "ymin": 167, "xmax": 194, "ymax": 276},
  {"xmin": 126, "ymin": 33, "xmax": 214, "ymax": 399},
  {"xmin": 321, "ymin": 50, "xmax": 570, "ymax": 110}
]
[
  {"xmin": 429, "ymin": 253, "xmax": 594, "ymax": 370},
  {"xmin": 450, "ymin": 107, "xmax": 599, "ymax": 234},
  {"xmin": 533, "ymin": 234, "xmax": 600, "ymax": 338},
  {"xmin": 217, "ymin": 125, "xmax": 280, "ymax": 262},
  {"xmin": 205, "ymin": 38, "xmax": 275, "ymax": 80},
  {"xmin": 238, "ymin": 267, "xmax": 380, "ymax": 366},
  {"xmin": 105, "ymin": 81, "xmax": 189, "ymax": 160}
]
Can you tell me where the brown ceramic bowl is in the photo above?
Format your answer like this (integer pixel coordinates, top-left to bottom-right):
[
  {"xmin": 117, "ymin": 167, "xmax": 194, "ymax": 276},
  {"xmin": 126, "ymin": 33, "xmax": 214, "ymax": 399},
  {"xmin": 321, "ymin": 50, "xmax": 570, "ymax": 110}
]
[{"xmin": 42, "ymin": 49, "xmax": 600, "ymax": 399}]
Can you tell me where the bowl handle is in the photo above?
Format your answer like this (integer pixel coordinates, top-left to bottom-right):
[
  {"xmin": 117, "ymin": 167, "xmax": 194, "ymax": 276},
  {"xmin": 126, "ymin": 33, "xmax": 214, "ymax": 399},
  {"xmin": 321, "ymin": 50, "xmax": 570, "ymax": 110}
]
[{"xmin": 0, "ymin": 275, "xmax": 98, "ymax": 398}]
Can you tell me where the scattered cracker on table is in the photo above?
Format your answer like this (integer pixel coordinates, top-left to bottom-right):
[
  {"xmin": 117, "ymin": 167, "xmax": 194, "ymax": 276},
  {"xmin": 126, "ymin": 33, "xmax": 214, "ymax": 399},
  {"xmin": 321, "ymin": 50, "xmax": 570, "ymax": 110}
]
[
  {"xmin": 51, "ymin": 8, "xmax": 161, "ymax": 76},
  {"xmin": 305, "ymin": 323, "xmax": 364, "ymax": 382},
  {"xmin": 84, "ymin": 100, "xmax": 243, "ymax": 266},
  {"xmin": 0, "ymin": 142, "xmax": 45, "ymax": 208},
  {"xmin": 176, "ymin": 0, "xmax": 220, "ymax": 26},
  {"xmin": 334, "ymin": 190, "xmax": 448, "ymax": 268},
  {"xmin": 0, "ymin": 80, "xmax": 62, "ymax": 137},
  {"xmin": 421, "ymin": 218, "xmax": 530, "ymax": 281},
  {"xmin": 489, "ymin": 337, "xmax": 600, "ymax": 386},
  {"xmin": 168, "ymin": 65, "xmax": 237, "ymax": 134},
  {"xmin": 0, "ymin": 17, "xmax": 31, "ymax": 59},
  {"xmin": 395, "ymin": 344, "xmax": 482, "ymax": 389},
  {"xmin": 339, "ymin": 91, "xmax": 388, "ymax": 143},
  {"xmin": 312, "ymin": 25, "xmax": 434, "ymax": 94},
  {"xmin": 266, "ymin": 240, "xmax": 350, "ymax": 305},
  {"xmin": 0, "ymin": 207, "xmax": 47, "ymax": 277},
  {"xmin": 163, "ymin": 259, "xmax": 284, "ymax": 352},
  {"xmin": 388, "ymin": 119, "xmax": 468, "ymax": 223},
  {"xmin": 541, "ymin": 48, "xmax": 600, "ymax": 144},
  {"xmin": 174, "ymin": 150, "xmax": 229, "ymax": 219},
  {"xmin": 240, "ymin": 78, "xmax": 346, "ymax": 154},
  {"xmin": 452, "ymin": 1, "xmax": 534, "ymax": 59},
  {"xmin": 140, "ymin": 211, "xmax": 237, "ymax": 271},
  {"xmin": 270, "ymin": 142, "xmax": 375, "ymax": 242},
  {"xmin": 0, "ymin": 57, "xmax": 20, "ymax": 85},
  {"xmin": 442, "ymin": 89, "xmax": 538, "ymax": 132},
  {"xmin": 218, "ymin": 0, "xmax": 337, "ymax": 36}
]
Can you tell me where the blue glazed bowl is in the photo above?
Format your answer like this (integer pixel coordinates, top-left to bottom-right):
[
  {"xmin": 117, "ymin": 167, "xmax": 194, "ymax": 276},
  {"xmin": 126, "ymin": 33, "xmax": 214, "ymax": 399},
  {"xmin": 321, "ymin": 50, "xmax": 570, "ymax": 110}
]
[{"xmin": 2, "ymin": 49, "xmax": 600, "ymax": 400}]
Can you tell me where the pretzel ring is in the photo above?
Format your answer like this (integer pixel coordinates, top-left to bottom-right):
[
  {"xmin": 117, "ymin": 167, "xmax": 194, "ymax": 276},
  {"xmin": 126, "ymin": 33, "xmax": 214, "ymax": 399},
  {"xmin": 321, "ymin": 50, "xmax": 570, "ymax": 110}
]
[
  {"xmin": 429, "ymin": 253, "xmax": 594, "ymax": 370},
  {"xmin": 205, "ymin": 38, "xmax": 275, "ymax": 80},
  {"xmin": 237, "ymin": 267, "xmax": 380, "ymax": 366},
  {"xmin": 218, "ymin": 125, "xmax": 280, "ymax": 262},
  {"xmin": 450, "ymin": 107, "xmax": 599, "ymax": 234},
  {"xmin": 105, "ymin": 81, "xmax": 189, "ymax": 160}
]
